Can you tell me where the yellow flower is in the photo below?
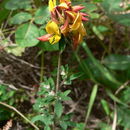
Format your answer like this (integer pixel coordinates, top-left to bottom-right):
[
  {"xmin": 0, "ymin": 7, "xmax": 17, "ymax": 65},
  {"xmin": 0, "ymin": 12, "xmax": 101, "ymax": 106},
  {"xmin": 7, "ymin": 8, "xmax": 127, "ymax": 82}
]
[
  {"xmin": 70, "ymin": 12, "xmax": 82, "ymax": 31},
  {"xmin": 69, "ymin": 13, "xmax": 86, "ymax": 48},
  {"xmin": 49, "ymin": 0, "xmax": 56, "ymax": 11},
  {"xmin": 37, "ymin": 21, "xmax": 61, "ymax": 44},
  {"xmin": 60, "ymin": 0, "xmax": 71, "ymax": 3}
]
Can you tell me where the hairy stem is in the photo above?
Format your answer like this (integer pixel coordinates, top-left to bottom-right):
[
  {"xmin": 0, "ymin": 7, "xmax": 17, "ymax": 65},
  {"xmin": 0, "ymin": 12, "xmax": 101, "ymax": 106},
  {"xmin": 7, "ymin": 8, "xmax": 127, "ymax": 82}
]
[
  {"xmin": 56, "ymin": 51, "xmax": 62, "ymax": 93},
  {"xmin": 40, "ymin": 51, "xmax": 44, "ymax": 83}
]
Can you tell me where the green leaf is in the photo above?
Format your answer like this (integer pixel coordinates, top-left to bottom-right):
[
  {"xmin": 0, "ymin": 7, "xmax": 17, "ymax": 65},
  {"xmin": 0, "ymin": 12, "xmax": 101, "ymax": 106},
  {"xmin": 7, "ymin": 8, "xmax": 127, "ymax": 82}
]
[
  {"xmin": 43, "ymin": 115, "xmax": 53, "ymax": 126},
  {"xmin": 93, "ymin": 0, "xmax": 103, "ymax": 2},
  {"xmin": 54, "ymin": 101, "xmax": 63, "ymax": 118},
  {"xmin": 31, "ymin": 115, "xmax": 44, "ymax": 123},
  {"xmin": 92, "ymin": 25, "xmax": 104, "ymax": 40},
  {"xmin": 96, "ymin": 25, "xmax": 109, "ymax": 32},
  {"xmin": 101, "ymin": 99, "xmax": 110, "ymax": 115},
  {"xmin": 0, "ymin": 0, "xmax": 10, "ymax": 24},
  {"xmin": 34, "ymin": 6, "xmax": 50, "ymax": 25},
  {"xmin": 58, "ymin": 90, "xmax": 71, "ymax": 101},
  {"xmin": 106, "ymin": 89, "xmax": 128, "ymax": 107},
  {"xmin": 83, "ymin": 3, "xmax": 98, "ymax": 13},
  {"xmin": 5, "ymin": 45, "xmax": 25, "ymax": 56},
  {"xmin": 60, "ymin": 121, "xmax": 68, "ymax": 130},
  {"xmin": 103, "ymin": 54, "xmax": 130, "ymax": 70},
  {"xmin": 117, "ymin": 106, "xmax": 130, "ymax": 129},
  {"xmin": 101, "ymin": 0, "xmax": 130, "ymax": 26},
  {"xmin": 69, "ymin": 72, "xmax": 83, "ymax": 81},
  {"xmin": 74, "ymin": 123, "xmax": 85, "ymax": 130},
  {"xmin": 31, "ymin": 115, "xmax": 53, "ymax": 125},
  {"xmin": 101, "ymin": 0, "xmax": 123, "ymax": 12},
  {"xmin": 15, "ymin": 23, "xmax": 39, "ymax": 47},
  {"xmin": 44, "ymin": 126, "xmax": 51, "ymax": 130},
  {"xmin": 5, "ymin": 0, "xmax": 31, "ymax": 10},
  {"xmin": 9, "ymin": 12, "xmax": 32, "ymax": 25},
  {"xmin": 63, "ymin": 90, "xmax": 71, "ymax": 97},
  {"xmin": 0, "ymin": 109, "xmax": 11, "ymax": 121},
  {"xmin": 99, "ymin": 122, "xmax": 112, "ymax": 130},
  {"xmin": 89, "ymin": 12, "xmax": 100, "ymax": 19},
  {"xmin": 120, "ymin": 88, "xmax": 130, "ymax": 104},
  {"xmin": 38, "ymin": 42, "xmax": 59, "ymax": 51}
]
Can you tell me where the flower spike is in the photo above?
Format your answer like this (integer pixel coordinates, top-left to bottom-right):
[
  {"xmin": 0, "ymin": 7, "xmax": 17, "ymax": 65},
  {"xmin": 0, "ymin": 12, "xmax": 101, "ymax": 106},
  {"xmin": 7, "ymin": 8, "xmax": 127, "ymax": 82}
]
[{"xmin": 38, "ymin": 0, "xmax": 89, "ymax": 49}]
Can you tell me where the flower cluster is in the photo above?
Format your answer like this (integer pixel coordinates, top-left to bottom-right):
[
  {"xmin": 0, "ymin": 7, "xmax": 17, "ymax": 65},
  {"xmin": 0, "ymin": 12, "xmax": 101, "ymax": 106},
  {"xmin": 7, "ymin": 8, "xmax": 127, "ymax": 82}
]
[{"xmin": 37, "ymin": 0, "xmax": 88, "ymax": 49}]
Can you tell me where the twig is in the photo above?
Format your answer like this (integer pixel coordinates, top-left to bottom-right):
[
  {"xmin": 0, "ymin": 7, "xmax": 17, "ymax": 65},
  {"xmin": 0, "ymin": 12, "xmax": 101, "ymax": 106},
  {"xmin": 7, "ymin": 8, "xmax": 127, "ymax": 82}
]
[
  {"xmin": 9, "ymin": 55, "xmax": 40, "ymax": 69},
  {"xmin": 56, "ymin": 52, "xmax": 62, "ymax": 93},
  {"xmin": 0, "ymin": 80, "xmax": 18, "ymax": 90},
  {"xmin": 115, "ymin": 80, "xmax": 129, "ymax": 95},
  {"xmin": 67, "ymin": 93, "xmax": 87, "ymax": 113},
  {"xmin": 18, "ymin": 83, "xmax": 34, "ymax": 91},
  {"xmin": 0, "ymin": 101, "xmax": 39, "ymax": 130}
]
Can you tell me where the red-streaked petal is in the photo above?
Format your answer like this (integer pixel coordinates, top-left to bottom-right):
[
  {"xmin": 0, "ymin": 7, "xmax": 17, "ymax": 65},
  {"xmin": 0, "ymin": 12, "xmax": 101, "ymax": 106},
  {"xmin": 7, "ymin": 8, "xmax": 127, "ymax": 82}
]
[
  {"xmin": 80, "ymin": 12, "xmax": 89, "ymax": 17},
  {"xmin": 37, "ymin": 34, "xmax": 52, "ymax": 42},
  {"xmin": 58, "ymin": 2, "xmax": 69, "ymax": 9},
  {"xmin": 55, "ymin": 8, "xmax": 64, "ymax": 22},
  {"xmin": 72, "ymin": 5, "xmax": 85, "ymax": 12},
  {"xmin": 60, "ymin": 0, "xmax": 70, "ymax": 3},
  {"xmin": 82, "ymin": 16, "xmax": 89, "ymax": 21},
  {"xmin": 51, "ymin": 11, "xmax": 59, "ymax": 24},
  {"xmin": 65, "ymin": 11, "xmax": 75, "ymax": 19},
  {"xmin": 60, "ymin": 16, "xmax": 69, "ymax": 35},
  {"xmin": 73, "ymin": 34, "xmax": 80, "ymax": 50}
]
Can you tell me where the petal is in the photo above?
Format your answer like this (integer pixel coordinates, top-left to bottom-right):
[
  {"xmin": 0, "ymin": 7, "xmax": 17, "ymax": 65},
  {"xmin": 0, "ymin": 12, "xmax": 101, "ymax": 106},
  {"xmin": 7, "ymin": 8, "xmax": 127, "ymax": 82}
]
[
  {"xmin": 82, "ymin": 16, "xmax": 89, "ymax": 21},
  {"xmin": 58, "ymin": 2, "xmax": 69, "ymax": 9},
  {"xmin": 49, "ymin": 0, "xmax": 56, "ymax": 11},
  {"xmin": 65, "ymin": 11, "xmax": 75, "ymax": 19},
  {"xmin": 37, "ymin": 34, "xmax": 52, "ymax": 42},
  {"xmin": 49, "ymin": 35, "xmax": 61, "ymax": 44},
  {"xmin": 73, "ymin": 24, "xmax": 86, "ymax": 49},
  {"xmin": 46, "ymin": 21, "xmax": 60, "ymax": 35},
  {"xmin": 60, "ymin": 0, "xmax": 71, "ymax": 3},
  {"xmin": 72, "ymin": 5, "xmax": 85, "ymax": 12},
  {"xmin": 51, "ymin": 11, "xmax": 59, "ymax": 23},
  {"xmin": 79, "ymin": 23, "xmax": 86, "ymax": 36},
  {"xmin": 73, "ymin": 34, "xmax": 81, "ymax": 49},
  {"xmin": 80, "ymin": 12, "xmax": 89, "ymax": 17},
  {"xmin": 70, "ymin": 12, "xmax": 82, "ymax": 31},
  {"xmin": 55, "ymin": 9, "xmax": 64, "ymax": 23},
  {"xmin": 60, "ymin": 16, "xmax": 69, "ymax": 35}
]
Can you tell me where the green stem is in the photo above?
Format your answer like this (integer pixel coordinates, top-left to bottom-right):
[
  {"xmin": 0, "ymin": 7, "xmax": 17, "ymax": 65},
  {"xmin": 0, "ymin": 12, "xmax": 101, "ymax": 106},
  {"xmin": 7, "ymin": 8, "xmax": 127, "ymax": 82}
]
[
  {"xmin": 40, "ymin": 50, "xmax": 44, "ymax": 83},
  {"xmin": 74, "ymin": 51, "xmax": 97, "ymax": 83}
]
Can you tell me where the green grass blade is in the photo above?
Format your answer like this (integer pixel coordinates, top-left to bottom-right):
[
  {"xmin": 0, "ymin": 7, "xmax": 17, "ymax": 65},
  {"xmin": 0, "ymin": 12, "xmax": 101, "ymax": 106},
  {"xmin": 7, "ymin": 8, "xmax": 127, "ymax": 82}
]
[
  {"xmin": 106, "ymin": 89, "xmax": 128, "ymax": 107},
  {"xmin": 84, "ymin": 84, "xmax": 98, "ymax": 128},
  {"xmin": 81, "ymin": 42, "xmax": 122, "ymax": 90}
]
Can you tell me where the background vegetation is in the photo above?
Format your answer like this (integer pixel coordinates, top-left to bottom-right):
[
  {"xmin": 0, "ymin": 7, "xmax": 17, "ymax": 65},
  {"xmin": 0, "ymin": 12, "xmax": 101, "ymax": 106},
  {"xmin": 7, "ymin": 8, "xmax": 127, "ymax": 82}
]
[{"xmin": 0, "ymin": 0, "xmax": 130, "ymax": 129}]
